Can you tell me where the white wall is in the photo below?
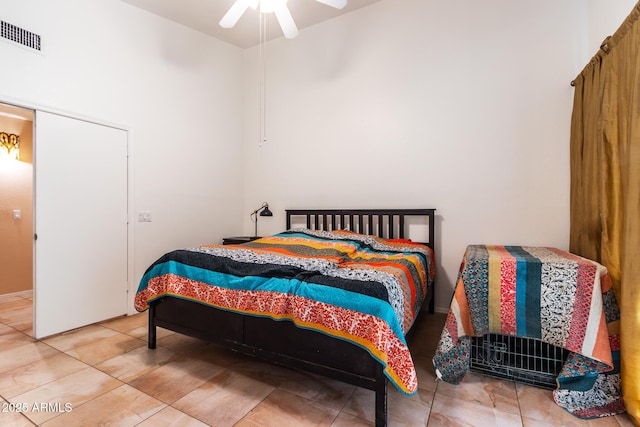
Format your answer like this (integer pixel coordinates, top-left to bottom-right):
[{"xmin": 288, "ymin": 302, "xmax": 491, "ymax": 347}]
[
  {"xmin": 588, "ymin": 0, "xmax": 638, "ymax": 55},
  {"xmin": 0, "ymin": 0, "xmax": 245, "ymax": 311},
  {"xmin": 242, "ymin": 0, "xmax": 590, "ymax": 312}
]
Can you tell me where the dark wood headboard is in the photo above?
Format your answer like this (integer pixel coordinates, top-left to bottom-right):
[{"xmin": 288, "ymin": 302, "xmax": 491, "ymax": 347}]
[{"xmin": 285, "ymin": 209, "xmax": 436, "ymax": 251}]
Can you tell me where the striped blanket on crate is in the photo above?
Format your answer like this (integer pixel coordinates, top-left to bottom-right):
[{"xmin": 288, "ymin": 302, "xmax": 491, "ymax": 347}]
[{"xmin": 433, "ymin": 245, "xmax": 624, "ymax": 419}]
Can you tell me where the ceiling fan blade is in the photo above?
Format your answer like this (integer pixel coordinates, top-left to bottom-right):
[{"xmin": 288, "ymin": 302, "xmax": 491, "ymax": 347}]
[
  {"xmin": 274, "ymin": 4, "xmax": 299, "ymax": 39},
  {"xmin": 313, "ymin": 0, "xmax": 347, "ymax": 9},
  {"xmin": 219, "ymin": 0, "xmax": 256, "ymax": 28}
]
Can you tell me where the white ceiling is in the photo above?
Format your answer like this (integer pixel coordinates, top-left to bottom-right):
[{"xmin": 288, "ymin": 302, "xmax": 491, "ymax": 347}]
[{"xmin": 122, "ymin": 0, "xmax": 383, "ymax": 49}]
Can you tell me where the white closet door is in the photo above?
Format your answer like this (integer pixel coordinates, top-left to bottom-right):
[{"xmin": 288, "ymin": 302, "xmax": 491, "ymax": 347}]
[{"xmin": 34, "ymin": 111, "xmax": 128, "ymax": 338}]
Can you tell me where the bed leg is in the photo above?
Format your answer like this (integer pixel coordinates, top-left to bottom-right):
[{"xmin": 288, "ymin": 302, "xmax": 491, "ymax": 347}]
[
  {"xmin": 375, "ymin": 365, "xmax": 387, "ymax": 427},
  {"xmin": 148, "ymin": 303, "xmax": 157, "ymax": 349},
  {"xmin": 429, "ymin": 290, "xmax": 435, "ymax": 314}
]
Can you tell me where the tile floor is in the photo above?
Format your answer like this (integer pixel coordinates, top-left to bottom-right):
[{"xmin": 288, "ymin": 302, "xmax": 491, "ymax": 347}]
[{"xmin": 0, "ymin": 292, "xmax": 634, "ymax": 426}]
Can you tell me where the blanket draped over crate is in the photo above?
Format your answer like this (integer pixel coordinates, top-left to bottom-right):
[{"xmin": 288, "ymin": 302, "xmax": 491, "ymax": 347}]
[{"xmin": 432, "ymin": 245, "xmax": 624, "ymax": 419}]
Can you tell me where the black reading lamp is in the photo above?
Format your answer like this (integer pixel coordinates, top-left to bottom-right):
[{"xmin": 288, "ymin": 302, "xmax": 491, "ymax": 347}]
[{"xmin": 251, "ymin": 202, "xmax": 273, "ymax": 237}]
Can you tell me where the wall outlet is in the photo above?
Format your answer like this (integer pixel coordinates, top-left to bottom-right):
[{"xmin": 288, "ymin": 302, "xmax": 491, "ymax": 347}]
[{"xmin": 137, "ymin": 210, "xmax": 152, "ymax": 222}]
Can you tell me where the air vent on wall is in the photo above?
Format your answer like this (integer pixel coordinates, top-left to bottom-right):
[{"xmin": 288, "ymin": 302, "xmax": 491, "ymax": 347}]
[{"xmin": 1, "ymin": 20, "xmax": 41, "ymax": 51}]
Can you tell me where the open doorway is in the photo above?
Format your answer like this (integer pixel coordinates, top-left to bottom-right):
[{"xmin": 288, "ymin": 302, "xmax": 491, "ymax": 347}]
[{"xmin": 0, "ymin": 102, "xmax": 34, "ymax": 333}]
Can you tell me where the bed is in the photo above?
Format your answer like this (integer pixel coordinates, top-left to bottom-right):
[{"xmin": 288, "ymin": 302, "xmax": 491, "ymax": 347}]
[{"xmin": 135, "ymin": 208, "xmax": 436, "ymax": 427}]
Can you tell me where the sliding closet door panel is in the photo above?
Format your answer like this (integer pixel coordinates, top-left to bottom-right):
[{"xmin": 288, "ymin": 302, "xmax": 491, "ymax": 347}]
[{"xmin": 34, "ymin": 111, "xmax": 127, "ymax": 338}]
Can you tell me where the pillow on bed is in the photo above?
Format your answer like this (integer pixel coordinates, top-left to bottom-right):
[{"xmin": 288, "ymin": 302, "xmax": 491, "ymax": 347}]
[
  {"xmin": 331, "ymin": 229, "xmax": 366, "ymax": 237},
  {"xmin": 330, "ymin": 230, "xmax": 419, "ymax": 246},
  {"xmin": 385, "ymin": 238, "xmax": 414, "ymax": 244}
]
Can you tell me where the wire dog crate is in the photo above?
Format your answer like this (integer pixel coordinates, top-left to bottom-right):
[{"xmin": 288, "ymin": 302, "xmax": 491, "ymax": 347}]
[{"xmin": 470, "ymin": 333, "xmax": 570, "ymax": 389}]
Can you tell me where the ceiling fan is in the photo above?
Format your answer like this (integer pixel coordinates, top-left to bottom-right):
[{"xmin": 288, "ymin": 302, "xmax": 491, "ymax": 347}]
[{"xmin": 219, "ymin": 0, "xmax": 348, "ymax": 39}]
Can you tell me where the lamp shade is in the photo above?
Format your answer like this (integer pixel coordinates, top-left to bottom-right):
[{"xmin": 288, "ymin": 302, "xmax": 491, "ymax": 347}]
[{"xmin": 260, "ymin": 205, "xmax": 273, "ymax": 216}]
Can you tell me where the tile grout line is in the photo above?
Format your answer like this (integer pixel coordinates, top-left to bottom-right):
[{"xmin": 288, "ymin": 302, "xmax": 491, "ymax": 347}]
[{"xmin": 0, "ymin": 294, "xmax": 168, "ymax": 426}]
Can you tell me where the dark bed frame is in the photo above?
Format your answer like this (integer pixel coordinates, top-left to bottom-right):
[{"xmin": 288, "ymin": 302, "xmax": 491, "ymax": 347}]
[{"xmin": 147, "ymin": 208, "xmax": 436, "ymax": 427}]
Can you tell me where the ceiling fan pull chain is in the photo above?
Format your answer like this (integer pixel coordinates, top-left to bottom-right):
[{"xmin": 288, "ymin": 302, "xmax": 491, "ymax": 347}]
[
  {"xmin": 259, "ymin": 11, "xmax": 267, "ymax": 147},
  {"xmin": 219, "ymin": 0, "xmax": 350, "ymax": 147}
]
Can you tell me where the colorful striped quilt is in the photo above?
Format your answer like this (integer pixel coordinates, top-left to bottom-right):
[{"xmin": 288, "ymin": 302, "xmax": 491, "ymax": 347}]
[
  {"xmin": 433, "ymin": 245, "xmax": 624, "ymax": 419},
  {"xmin": 135, "ymin": 229, "xmax": 435, "ymax": 395}
]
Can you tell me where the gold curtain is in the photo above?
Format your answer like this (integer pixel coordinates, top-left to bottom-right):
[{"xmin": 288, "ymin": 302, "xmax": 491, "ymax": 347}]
[{"xmin": 570, "ymin": 2, "xmax": 640, "ymax": 424}]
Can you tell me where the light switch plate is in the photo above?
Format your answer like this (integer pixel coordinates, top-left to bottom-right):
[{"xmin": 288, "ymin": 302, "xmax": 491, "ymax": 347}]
[{"xmin": 137, "ymin": 210, "xmax": 152, "ymax": 222}]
